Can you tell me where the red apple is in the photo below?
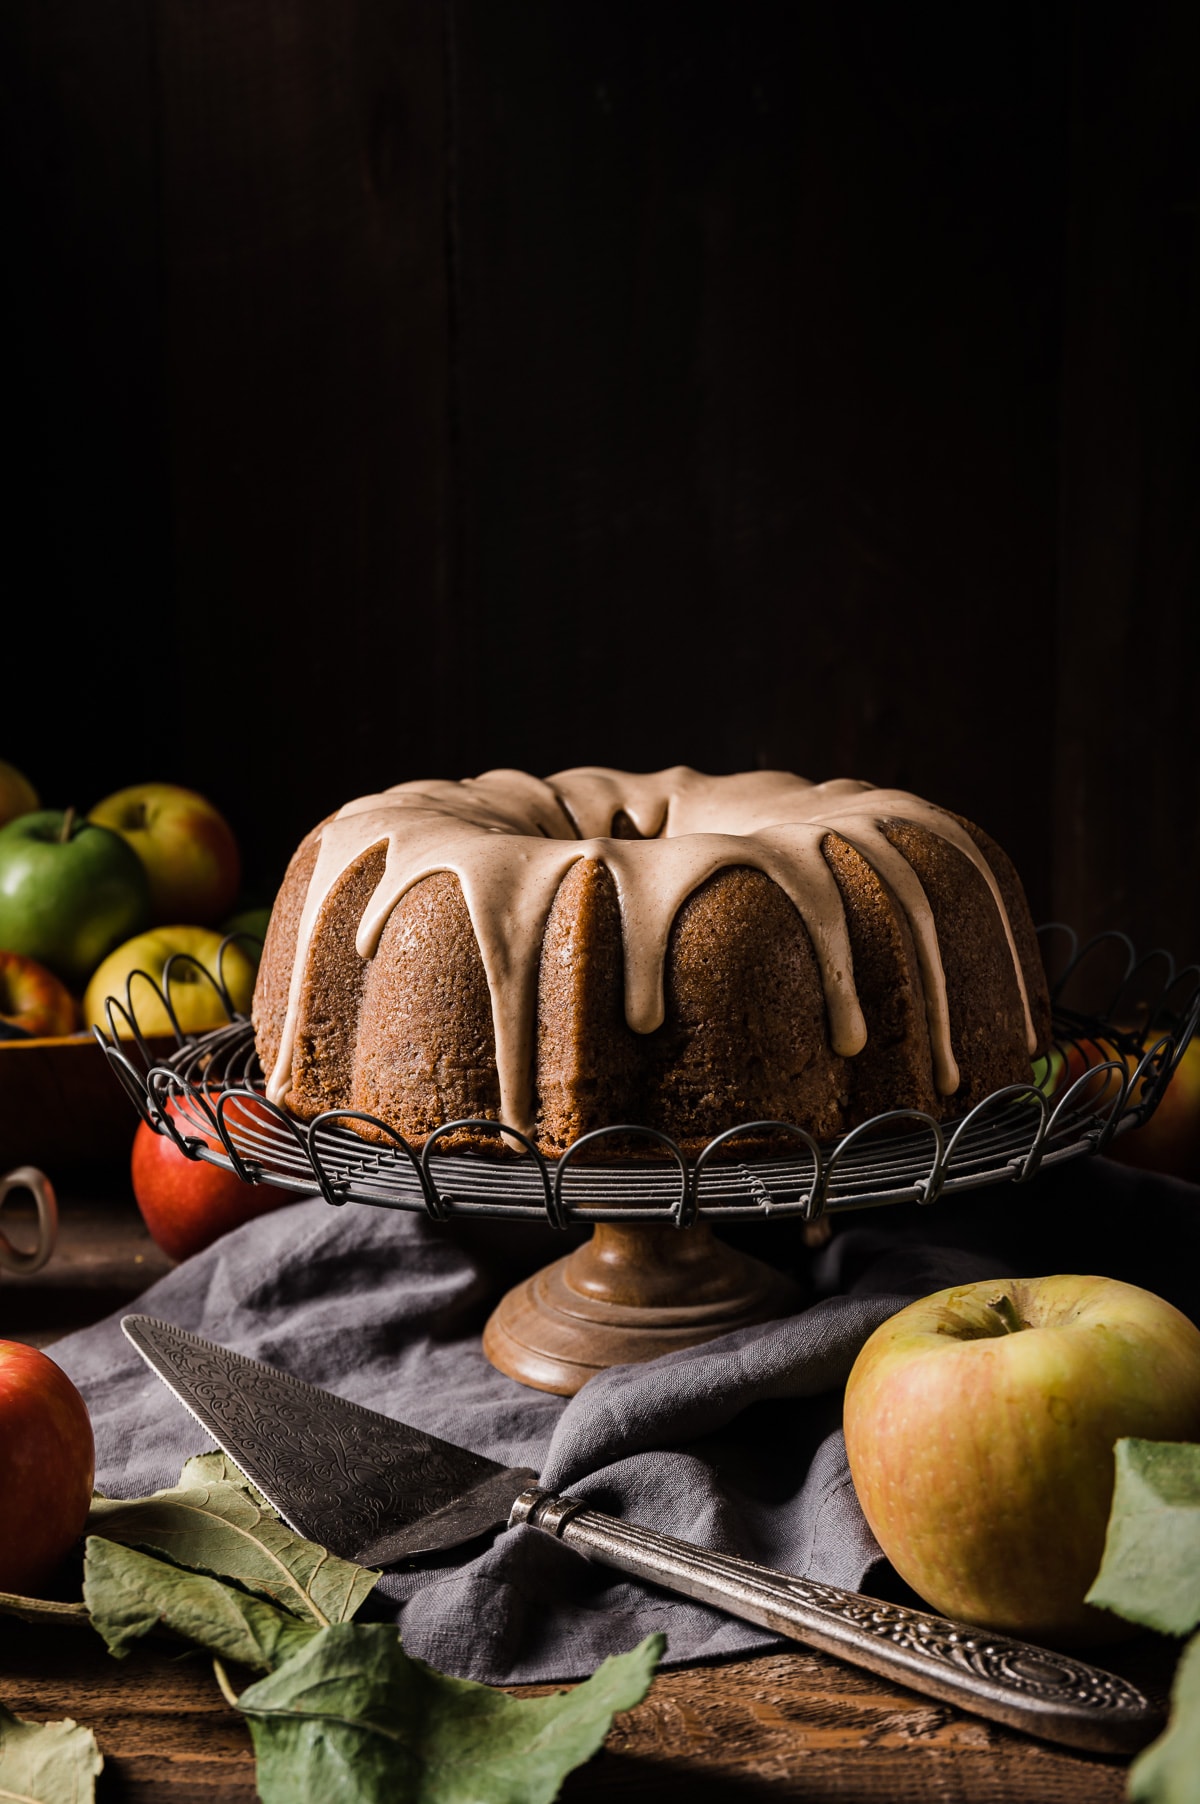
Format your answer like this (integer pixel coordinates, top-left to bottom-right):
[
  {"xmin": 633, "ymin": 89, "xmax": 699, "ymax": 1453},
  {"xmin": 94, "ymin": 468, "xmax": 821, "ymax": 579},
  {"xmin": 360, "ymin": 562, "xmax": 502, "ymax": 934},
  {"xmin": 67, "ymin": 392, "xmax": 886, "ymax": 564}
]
[
  {"xmin": 844, "ymin": 1275, "xmax": 1200, "ymax": 1646},
  {"xmin": 0, "ymin": 1341, "xmax": 95, "ymax": 1595},
  {"xmin": 0, "ymin": 949, "xmax": 79, "ymax": 1038},
  {"xmin": 131, "ymin": 1095, "xmax": 294, "ymax": 1261},
  {"xmin": 88, "ymin": 782, "xmax": 241, "ymax": 927}
]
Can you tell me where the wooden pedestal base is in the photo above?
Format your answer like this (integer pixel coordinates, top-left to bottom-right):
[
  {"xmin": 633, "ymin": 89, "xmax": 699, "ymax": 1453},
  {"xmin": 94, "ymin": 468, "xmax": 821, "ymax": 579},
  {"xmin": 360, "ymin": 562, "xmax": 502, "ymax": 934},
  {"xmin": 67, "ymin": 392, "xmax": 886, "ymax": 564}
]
[{"xmin": 482, "ymin": 1219, "xmax": 799, "ymax": 1395}]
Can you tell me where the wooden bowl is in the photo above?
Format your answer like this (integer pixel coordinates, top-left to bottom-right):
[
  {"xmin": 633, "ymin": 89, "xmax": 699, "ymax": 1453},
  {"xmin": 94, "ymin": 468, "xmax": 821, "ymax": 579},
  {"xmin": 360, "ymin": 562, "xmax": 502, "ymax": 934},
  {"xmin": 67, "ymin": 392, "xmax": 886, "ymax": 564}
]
[{"xmin": 0, "ymin": 1034, "xmax": 145, "ymax": 1171}]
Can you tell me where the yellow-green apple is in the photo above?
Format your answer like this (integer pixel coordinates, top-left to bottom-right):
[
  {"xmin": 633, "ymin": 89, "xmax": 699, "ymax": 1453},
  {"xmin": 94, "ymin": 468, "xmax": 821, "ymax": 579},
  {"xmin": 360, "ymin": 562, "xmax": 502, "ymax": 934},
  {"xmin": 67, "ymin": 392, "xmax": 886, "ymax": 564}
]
[
  {"xmin": 131, "ymin": 1095, "xmax": 293, "ymax": 1260},
  {"xmin": 0, "ymin": 949, "xmax": 79, "ymax": 1038},
  {"xmin": 0, "ymin": 760, "xmax": 38, "ymax": 828},
  {"xmin": 0, "ymin": 1340, "xmax": 94, "ymax": 1594},
  {"xmin": 843, "ymin": 1275, "xmax": 1200, "ymax": 1646},
  {"xmin": 88, "ymin": 782, "xmax": 240, "ymax": 927},
  {"xmin": 0, "ymin": 809, "xmax": 151, "ymax": 988},
  {"xmin": 83, "ymin": 925, "xmax": 257, "ymax": 1039}
]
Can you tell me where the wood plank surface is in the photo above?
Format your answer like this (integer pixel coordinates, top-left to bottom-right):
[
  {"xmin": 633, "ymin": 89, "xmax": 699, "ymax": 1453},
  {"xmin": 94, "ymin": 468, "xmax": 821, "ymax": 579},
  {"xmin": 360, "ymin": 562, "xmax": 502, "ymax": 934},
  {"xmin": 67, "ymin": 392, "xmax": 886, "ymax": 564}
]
[
  {"xmin": 1053, "ymin": 0, "xmax": 1200, "ymax": 968},
  {"xmin": 448, "ymin": 4, "xmax": 1065, "ymax": 919},
  {"xmin": 6, "ymin": 3, "xmax": 1196, "ymax": 962},
  {"xmin": 2, "ymin": 1616, "xmax": 1165, "ymax": 1803}
]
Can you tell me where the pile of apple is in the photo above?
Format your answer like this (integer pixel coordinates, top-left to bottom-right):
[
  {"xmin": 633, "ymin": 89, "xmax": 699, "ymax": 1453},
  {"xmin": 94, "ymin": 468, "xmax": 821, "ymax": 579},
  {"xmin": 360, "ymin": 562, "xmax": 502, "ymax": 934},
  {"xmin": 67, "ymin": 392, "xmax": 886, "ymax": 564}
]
[
  {"xmin": 0, "ymin": 758, "xmax": 291, "ymax": 1261},
  {"xmin": 0, "ymin": 758, "xmax": 270, "ymax": 1041}
]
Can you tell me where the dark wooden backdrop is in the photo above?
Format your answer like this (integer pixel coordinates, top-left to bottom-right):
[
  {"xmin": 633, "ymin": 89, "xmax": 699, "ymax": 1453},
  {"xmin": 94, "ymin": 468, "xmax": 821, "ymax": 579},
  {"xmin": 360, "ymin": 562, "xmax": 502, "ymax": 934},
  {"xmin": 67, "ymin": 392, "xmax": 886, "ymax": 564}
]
[{"xmin": 4, "ymin": 2, "xmax": 1197, "ymax": 966}]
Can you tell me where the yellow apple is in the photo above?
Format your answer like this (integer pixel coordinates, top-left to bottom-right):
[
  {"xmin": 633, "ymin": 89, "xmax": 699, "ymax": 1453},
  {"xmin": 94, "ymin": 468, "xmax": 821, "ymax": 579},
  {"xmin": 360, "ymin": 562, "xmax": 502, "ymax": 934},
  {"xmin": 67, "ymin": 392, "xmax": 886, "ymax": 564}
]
[
  {"xmin": 88, "ymin": 782, "xmax": 241, "ymax": 927},
  {"xmin": 0, "ymin": 761, "xmax": 38, "ymax": 827},
  {"xmin": 844, "ymin": 1275, "xmax": 1200, "ymax": 1646},
  {"xmin": 83, "ymin": 926, "xmax": 256, "ymax": 1040}
]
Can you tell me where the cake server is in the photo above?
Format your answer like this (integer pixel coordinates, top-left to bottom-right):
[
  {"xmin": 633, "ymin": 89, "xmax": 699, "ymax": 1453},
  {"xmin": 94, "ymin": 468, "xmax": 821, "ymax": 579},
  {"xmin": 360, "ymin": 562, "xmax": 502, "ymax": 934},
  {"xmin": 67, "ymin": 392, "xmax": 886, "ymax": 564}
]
[{"xmin": 121, "ymin": 1313, "xmax": 1158, "ymax": 1756}]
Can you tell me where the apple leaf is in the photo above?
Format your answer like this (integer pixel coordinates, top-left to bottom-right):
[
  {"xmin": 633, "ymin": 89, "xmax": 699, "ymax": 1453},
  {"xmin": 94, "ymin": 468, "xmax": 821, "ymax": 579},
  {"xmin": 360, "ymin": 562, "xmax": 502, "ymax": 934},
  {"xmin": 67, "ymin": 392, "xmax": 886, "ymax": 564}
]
[
  {"xmin": 1128, "ymin": 1630, "xmax": 1200, "ymax": 1804},
  {"xmin": 86, "ymin": 1461, "xmax": 378, "ymax": 1629},
  {"xmin": 178, "ymin": 1449, "xmax": 272, "ymax": 1504},
  {"xmin": 0, "ymin": 1700, "xmax": 103, "ymax": 1803},
  {"xmin": 236, "ymin": 1622, "xmax": 664, "ymax": 1804},
  {"xmin": 1085, "ymin": 1439, "xmax": 1200, "ymax": 1637},
  {"xmin": 82, "ymin": 1537, "xmax": 317, "ymax": 1669}
]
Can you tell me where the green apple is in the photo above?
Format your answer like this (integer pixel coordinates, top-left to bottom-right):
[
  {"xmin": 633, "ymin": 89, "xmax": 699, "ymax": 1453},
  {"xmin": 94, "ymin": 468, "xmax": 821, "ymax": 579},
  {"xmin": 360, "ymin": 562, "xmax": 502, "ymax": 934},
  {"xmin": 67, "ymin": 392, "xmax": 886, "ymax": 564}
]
[
  {"xmin": 221, "ymin": 905, "xmax": 273, "ymax": 971},
  {"xmin": 88, "ymin": 782, "xmax": 241, "ymax": 927},
  {"xmin": 222, "ymin": 904, "xmax": 272, "ymax": 943},
  {"xmin": 844, "ymin": 1275, "xmax": 1200, "ymax": 1646},
  {"xmin": 0, "ymin": 761, "xmax": 38, "ymax": 828},
  {"xmin": 83, "ymin": 925, "xmax": 257, "ymax": 1039},
  {"xmin": 0, "ymin": 809, "xmax": 151, "ymax": 987}
]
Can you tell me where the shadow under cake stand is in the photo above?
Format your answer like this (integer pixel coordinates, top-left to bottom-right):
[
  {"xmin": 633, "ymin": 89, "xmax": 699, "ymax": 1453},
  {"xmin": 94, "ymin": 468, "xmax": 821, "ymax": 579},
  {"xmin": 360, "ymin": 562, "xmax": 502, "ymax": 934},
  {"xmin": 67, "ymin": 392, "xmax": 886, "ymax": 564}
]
[{"xmin": 93, "ymin": 925, "xmax": 1200, "ymax": 1397}]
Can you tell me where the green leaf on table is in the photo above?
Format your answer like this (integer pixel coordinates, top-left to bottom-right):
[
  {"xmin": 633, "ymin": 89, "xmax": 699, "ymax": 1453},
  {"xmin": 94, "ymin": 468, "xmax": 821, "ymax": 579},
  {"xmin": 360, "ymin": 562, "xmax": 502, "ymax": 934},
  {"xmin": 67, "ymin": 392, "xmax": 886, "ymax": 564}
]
[
  {"xmin": 82, "ymin": 1538, "xmax": 317, "ymax": 1670},
  {"xmin": 0, "ymin": 1701, "xmax": 102, "ymax": 1803},
  {"xmin": 237, "ymin": 1622, "xmax": 664, "ymax": 1804},
  {"xmin": 86, "ymin": 1459, "xmax": 377, "ymax": 1628},
  {"xmin": 1128, "ymin": 1630, "xmax": 1200, "ymax": 1804},
  {"xmin": 1085, "ymin": 1439, "xmax": 1200, "ymax": 1637}
]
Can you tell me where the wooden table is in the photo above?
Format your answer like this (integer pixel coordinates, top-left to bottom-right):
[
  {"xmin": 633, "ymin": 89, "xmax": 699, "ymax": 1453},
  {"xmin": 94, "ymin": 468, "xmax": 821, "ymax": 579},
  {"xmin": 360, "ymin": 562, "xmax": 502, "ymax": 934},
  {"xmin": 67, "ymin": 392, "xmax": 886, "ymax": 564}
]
[{"xmin": 0, "ymin": 1175, "xmax": 1172, "ymax": 1802}]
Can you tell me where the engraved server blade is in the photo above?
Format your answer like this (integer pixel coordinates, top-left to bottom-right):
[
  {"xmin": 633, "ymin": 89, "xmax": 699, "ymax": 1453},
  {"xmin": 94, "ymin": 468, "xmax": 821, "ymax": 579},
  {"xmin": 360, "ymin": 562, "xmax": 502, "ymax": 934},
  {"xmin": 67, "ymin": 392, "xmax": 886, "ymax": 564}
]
[
  {"xmin": 123, "ymin": 1315, "xmax": 1162, "ymax": 1756},
  {"xmin": 121, "ymin": 1314, "xmax": 536, "ymax": 1565}
]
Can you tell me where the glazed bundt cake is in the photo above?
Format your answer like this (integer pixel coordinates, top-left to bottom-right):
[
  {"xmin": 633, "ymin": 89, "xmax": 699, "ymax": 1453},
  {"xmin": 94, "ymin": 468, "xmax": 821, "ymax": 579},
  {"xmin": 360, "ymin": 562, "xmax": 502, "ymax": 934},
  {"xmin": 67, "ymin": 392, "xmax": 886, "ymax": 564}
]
[{"xmin": 252, "ymin": 767, "xmax": 1052, "ymax": 1156}]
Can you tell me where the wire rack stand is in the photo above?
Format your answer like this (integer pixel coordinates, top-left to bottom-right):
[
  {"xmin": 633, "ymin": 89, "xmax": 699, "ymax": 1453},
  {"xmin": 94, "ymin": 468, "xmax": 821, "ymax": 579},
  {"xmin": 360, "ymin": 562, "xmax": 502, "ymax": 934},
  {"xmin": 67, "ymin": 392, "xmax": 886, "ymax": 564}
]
[{"xmin": 94, "ymin": 924, "xmax": 1200, "ymax": 1232}]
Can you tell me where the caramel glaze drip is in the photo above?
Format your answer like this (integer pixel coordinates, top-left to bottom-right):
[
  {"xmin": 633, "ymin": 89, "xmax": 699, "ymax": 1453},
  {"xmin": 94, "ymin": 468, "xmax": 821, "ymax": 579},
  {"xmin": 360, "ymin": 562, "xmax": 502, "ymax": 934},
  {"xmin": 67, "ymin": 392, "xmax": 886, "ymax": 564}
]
[{"xmin": 265, "ymin": 766, "xmax": 1037, "ymax": 1139}]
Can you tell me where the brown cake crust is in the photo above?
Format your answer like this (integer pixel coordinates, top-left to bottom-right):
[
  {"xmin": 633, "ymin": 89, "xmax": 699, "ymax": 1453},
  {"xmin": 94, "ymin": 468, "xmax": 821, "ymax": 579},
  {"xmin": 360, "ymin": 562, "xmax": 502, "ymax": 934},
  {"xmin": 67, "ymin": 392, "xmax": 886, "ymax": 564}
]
[{"xmin": 251, "ymin": 770, "xmax": 1051, "ymax": 1158}]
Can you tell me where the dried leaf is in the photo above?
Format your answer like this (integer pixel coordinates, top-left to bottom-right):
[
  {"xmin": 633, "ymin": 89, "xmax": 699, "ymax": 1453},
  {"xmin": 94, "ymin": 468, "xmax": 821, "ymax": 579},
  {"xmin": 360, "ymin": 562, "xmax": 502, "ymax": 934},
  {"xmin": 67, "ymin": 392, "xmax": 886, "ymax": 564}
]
[
  {"xmin": 237, "ymin": 1624, "xmax": 664, "ymax": 1804},
  {"xmin": 179, "ymin": 1450, "xmax": 272, "ymax": 1504},
  {"xmin": 0, "ymin": 1591, "xmax": 89, "ymax": 1630},
  {"xmin": 87, "ymin": 1464, "xmax": 377, "ymax": 1628},
  {"xmin": 82, "ymin": 1538, "xmax": 316, "ymax": 1670},
  {"xmin": 1128, "ymin": 1630, "xmax": 1200, "ymax": 1804},
  {"xmin": 1086, "ymin": 1439, "xmax": 1200, "ymax": 1637},
  {"xmin": 0, "ymin": 1701, "xmax": 102, "ymax": 1803}
]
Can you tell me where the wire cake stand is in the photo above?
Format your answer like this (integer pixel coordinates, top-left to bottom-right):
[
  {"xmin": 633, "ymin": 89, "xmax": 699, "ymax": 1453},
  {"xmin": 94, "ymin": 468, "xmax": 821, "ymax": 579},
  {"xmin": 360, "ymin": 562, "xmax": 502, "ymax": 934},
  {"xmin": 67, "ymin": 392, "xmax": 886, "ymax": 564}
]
[{"xmin": 96, "ymin": 924, "xmax": 1200, "ymax": 1394}]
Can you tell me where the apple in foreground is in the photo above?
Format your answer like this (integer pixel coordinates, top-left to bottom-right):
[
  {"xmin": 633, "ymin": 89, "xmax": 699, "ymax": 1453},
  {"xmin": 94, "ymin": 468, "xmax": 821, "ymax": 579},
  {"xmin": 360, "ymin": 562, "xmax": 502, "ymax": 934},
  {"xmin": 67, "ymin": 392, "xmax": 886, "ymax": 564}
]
[
  {"xmin": 0, "ymin": 809, "xmax": 151, "ymax": 988},
  {"xmin": 843, "ymin": 1275, "xmax": 1200, "ymax": 1645},
  {"xmin": 0, "ymin": 949, "xmax": 79, "ymax": 1038},
  {"xmin": 89, "ymin": 782, "xmax": 241, "ymax": 927},
  {"xmin": 83, "ymin": 925, "xmax": 257, "ymax": 1040},
  {"xmin": 0, "ymin": 760, "xmax": 38, "ymax": 828},
  {"xmin": 0, "ymin": 1340, "xmax": 94, "ymax": 1595},
  {"xmin": 131, "ymin": 1096, "xmax": 294, "ymax": 1260}
]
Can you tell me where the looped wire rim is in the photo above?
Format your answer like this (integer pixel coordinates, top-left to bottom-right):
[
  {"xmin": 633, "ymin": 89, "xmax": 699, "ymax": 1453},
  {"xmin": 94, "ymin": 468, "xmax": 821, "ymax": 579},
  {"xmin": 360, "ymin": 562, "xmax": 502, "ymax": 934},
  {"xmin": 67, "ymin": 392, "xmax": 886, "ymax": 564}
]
[{"xmin": 92, "ymin": 925, "xmax": 1200, "ymax": 1230}]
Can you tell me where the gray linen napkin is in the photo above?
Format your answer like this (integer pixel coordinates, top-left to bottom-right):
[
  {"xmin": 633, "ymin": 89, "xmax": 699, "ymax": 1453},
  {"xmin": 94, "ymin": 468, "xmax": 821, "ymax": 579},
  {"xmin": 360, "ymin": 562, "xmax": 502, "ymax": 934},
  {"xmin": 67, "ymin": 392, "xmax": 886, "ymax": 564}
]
[{"xmin": 47, "ymin": 1158, "xmax": 1199, "ymax": 1683}]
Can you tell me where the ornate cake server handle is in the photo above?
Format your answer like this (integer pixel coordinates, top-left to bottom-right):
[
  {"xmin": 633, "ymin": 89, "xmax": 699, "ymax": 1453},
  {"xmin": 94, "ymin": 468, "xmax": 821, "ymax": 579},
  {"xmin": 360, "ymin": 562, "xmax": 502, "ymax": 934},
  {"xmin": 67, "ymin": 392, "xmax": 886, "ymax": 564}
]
[{"xmin": 510, "ymin": 1488, "xmax": 1157, "ymax": 1755}]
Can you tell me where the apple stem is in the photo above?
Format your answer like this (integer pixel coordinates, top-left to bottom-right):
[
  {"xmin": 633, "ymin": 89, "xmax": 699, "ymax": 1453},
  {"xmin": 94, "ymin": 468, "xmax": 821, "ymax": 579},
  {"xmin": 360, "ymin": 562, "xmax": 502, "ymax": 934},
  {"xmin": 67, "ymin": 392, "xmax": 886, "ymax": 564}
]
[
  {"xmin": 59, "ymin": 805, "xmax": 76, "ymax": 844},
  {"xmin": 987, "ymin": 1292, "xmax": 1025, "ymax": 1334}
]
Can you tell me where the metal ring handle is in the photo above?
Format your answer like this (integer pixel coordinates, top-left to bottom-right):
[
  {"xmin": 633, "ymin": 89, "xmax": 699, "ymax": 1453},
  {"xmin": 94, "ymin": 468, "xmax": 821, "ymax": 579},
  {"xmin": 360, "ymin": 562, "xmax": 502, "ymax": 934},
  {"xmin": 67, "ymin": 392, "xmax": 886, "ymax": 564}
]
[{"xmin": 0, "ymin": 1166, "xmax": 59, "ymax": 1276}]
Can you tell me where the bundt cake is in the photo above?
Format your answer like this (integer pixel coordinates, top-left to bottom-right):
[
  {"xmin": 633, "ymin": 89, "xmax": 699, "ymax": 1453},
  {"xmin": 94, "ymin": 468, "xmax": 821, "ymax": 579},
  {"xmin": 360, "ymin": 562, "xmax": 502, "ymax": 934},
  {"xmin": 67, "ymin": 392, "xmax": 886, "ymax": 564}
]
[{"xmin": 252, "ymin": 767, "xmax": 1052, "ymax": 1157}]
